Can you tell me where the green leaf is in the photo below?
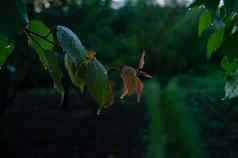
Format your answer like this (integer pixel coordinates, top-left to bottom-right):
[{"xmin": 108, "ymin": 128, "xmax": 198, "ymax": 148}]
[
  {"xmin": 86, "ymin": 59, "xmax": 112, "ymax": 107},
  {"xmin": 207, "ymin": 27, "xmax": 224, "ymax": 58},
  {"xmin": 224, "ymin": 74, "xmax": 238, "ymax": 99},
  {"xmin": 0, "ymin": 35, "xmax": 15, "ymax": 67},
  {"xmin": 56, "ymin": 26, "xmax": 112, "ymax": 107},
  {"xmin": 28, "ymin": 23, "xmax": 64, "ymax": 96},
  {"xmin": 56, "ymin": 25, "xmax": 87, "ymax": 93},
  {"xmin": 144, "ymin": 81, "xmax": 163, "ymax": 158},
  {"xmin": 221, "ymin": 56, "xmax": 238, "ymax": 76},
  {"xmin": 56, "ymin": 25, "xmax": 86, "ymax": 61},
  {"xmin": 64, "ymin": 53, "xmax": 85, "ymax": 92},
  {"xmin": 198, "ymin": 9, "xmax": 212, "ymax": 36},
  {"xmin": 159, "ymin": 79, "xmax": 202, "ymax": 158},
  {"xmin": 46, "ymin": 51, "xmax": 64, "ymax": 94},
  {"xmin": 29, "ymin": 20, "xmax": 54, "ymax": 51},
  {"xmin": 32, "ymin": 40, "xmax": 64, "ymax": 95}
]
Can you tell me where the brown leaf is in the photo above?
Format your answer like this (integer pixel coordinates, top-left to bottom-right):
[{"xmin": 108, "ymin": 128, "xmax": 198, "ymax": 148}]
[
  {"xmin": 120, "ymin": 65, "xmax": 144, "ymax": 102},
  {"xmin": 120, "ymin": 66, "xmax": 137, "ymax": 99},
  {"xmin": 120, "ymin": 51, "xmax": 152, "ymax": 102}
]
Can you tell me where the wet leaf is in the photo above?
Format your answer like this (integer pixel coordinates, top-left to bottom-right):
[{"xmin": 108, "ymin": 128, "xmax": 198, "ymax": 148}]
[
  {"xmin": 86, "ymin": 59, "xmax": 113, "ymax": 107},
  {"xmin": 64, "ymin": 53, "xmax": 85, "ymax": 92},
  {"xmin": 56, "ymin": 25, "xmax": 86, "ymax": 61},
  {"xmin": 57, "ymin": 26, "xmax": 113, "ymax": 108}
]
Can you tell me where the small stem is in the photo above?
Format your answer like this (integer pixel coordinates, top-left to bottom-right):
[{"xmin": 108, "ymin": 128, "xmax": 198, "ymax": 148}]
[{"xmin": 24, "ymin": 28, "xmax": 58, "ymax": 47}]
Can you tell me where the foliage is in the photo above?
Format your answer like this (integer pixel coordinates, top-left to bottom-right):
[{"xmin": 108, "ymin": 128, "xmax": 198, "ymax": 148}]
[
  {"xmin": 207, "ymin": 26, "xmax": 224, "ymax": 58},
  {"xmin": 159, "ymin": 79, "xmax": 202, "ymax": 158},
  {"xmin": 0, "ymin": 0, "xmax": 157, "ymax": 111},
  {"xmin": 0, "ymin": 0, "xmax": 232, "ymax": 157},
  {"xmin": 193, "ymin": 0, "xmax": 238, "ymax": 99},
  {"xmin": 145, "ymin": 79, "xmax": 202, "ymax": 158},
  {"xmin": 144, "ymin": 80, "xmax": 164, "ymax": 158},
  {"xmin": 198, "ymin": 9, "xmax": 212, "ymax": 36},
  {"xmin": 28, "ymin": 20, "xmax": 64, "ymax": 98}
]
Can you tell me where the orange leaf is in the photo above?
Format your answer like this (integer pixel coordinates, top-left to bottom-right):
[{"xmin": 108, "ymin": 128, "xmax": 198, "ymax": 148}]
[
  {"xmin": 120, "ymin": 51, "xmax": 152, "ymax": 102},
  {"xmin": 120, "ymin": 66, "xmax": 137, "ymax": 99}
]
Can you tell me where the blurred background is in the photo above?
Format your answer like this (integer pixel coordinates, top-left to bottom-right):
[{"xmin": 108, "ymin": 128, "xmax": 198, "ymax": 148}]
[{"xmin": 1, "ymin": 0, "xmax": 238, "ymax": 158}]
